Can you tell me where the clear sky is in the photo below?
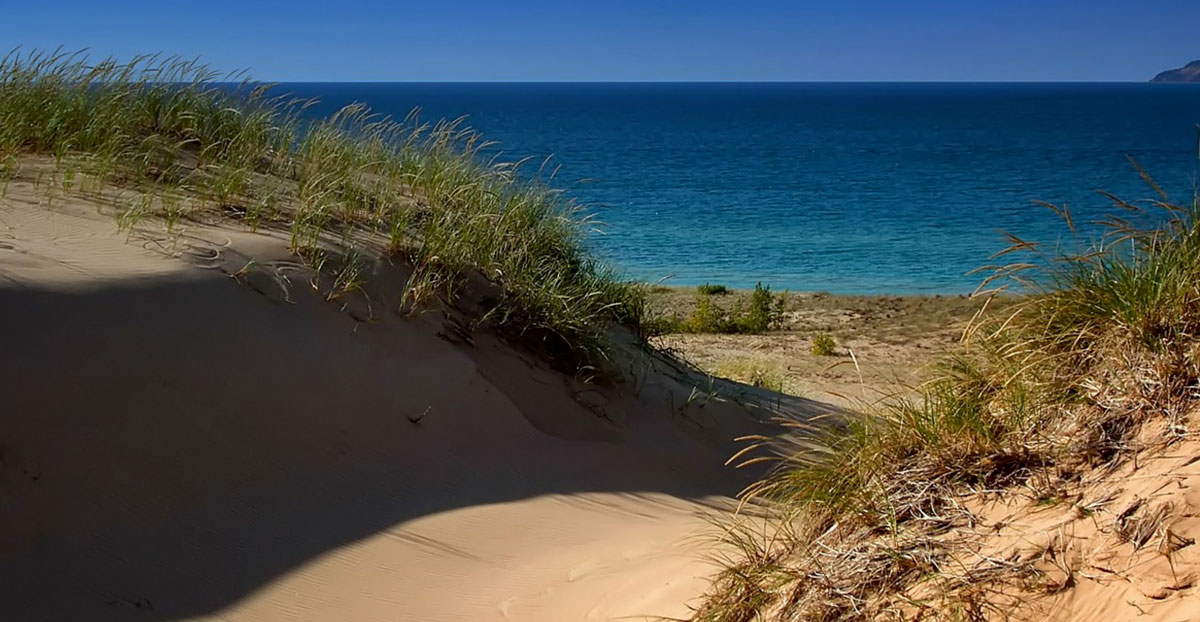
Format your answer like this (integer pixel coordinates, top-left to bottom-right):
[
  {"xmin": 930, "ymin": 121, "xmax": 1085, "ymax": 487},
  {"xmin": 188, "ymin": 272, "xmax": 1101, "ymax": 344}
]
[{"xmin": 3, "ymin": 0, "xmax": 1198, "ymax": 82}]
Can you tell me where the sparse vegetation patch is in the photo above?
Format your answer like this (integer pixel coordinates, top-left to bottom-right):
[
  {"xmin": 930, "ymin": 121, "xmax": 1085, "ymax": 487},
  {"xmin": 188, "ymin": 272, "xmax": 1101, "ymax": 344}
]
[
  {"xmin": 650, "ymin": 282, "xmax": 786, "ymax": 335},
  {"xmin": 697, "ymin": 283, "xmax": 729, "ymax": 295}
]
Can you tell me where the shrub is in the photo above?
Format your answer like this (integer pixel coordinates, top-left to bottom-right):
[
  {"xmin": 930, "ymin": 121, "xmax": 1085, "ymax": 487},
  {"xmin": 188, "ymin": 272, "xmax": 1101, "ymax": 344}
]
[
  {"xmin": 697, "ymin": 283, "xmax": 729, "ymax": 295},
  {"xmin": 810, "ymin": 333, "xmax": 837, "ymax": 356},
  {"xmin": 687, "ymin": 292, "xmax": 728, "ymax": 333},
  {"xmin": 742, "ymin": 282, "xmax": 776, "ymax": 333},
  {"xmin": 662, "ymin": 282, "xmax": 785, "ymax": 335}
]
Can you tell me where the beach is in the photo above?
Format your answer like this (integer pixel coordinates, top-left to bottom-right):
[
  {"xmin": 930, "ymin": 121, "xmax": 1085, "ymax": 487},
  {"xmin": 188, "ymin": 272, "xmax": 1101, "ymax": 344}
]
[
  {"xmin": 647, "ymin": 287, "xmax": 1002, "ymax": 406},
  {"xmin": 4, "ymin": 50, "xmax": 1200, "ymax": 622}
]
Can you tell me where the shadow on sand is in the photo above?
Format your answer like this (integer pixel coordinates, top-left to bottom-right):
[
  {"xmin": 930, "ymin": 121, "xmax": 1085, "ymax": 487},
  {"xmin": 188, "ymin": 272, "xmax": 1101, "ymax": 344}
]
[{"xmin": 0, "ymin": 271, "xmax": 833, "ymax": 621}]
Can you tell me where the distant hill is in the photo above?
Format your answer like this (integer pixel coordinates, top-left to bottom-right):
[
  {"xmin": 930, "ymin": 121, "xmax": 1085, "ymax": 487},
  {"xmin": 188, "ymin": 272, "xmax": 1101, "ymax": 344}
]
[{"xmin": 1151, "ymin": 60, "xmax": 1200, "ymax": 82}]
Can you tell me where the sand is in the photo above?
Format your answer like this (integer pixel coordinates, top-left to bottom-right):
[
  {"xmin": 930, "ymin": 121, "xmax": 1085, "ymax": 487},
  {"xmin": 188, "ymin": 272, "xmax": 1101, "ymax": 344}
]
[
  {"xmin": 8, "ymin": 166, "xmax": 1196, "ymax": 622},
  {"xmin": 645, "ymin": 294, "xmax": 1200, "ymax": 620},
  {"xmin": 648, "ymin": 287, "xmax": 999, "ymax": 406},
  {"xmin": 0, "ymin": 172, "xmax": 835, "ymax": 621},
  {"xmin": 932, "ymin": 428, "xmax": 1200, "ymax": 622}
]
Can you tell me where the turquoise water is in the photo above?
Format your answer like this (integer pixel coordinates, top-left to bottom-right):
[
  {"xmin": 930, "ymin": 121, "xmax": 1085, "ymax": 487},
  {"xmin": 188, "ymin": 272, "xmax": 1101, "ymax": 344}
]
[{"xmin": 280, "ymin": 83, "xmax": 1200, "ymax": 294}]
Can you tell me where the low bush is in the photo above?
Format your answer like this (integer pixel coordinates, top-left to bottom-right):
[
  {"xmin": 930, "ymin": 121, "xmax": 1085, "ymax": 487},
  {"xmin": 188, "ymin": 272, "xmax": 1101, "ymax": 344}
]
[
  {"xmin": 649, "ymin": 282, "xmax": 785, "ymax": 335},
  {"xmin": 810, "ymin": 333, "xmax": 837, "ymax": 356}
]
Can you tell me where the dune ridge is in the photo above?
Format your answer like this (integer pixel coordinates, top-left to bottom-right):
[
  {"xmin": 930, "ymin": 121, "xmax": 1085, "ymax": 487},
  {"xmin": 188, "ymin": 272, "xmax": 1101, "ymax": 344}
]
[{"xmin": 0, "ymin": 165, "xmax": 833, "ymax": 621}]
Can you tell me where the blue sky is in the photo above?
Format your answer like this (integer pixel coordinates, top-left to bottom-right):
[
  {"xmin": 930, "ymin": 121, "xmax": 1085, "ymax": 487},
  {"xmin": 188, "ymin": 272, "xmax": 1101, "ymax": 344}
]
[{"xmin": 3, "ymin": 0, "xmax": 1198, "ymax": 81}]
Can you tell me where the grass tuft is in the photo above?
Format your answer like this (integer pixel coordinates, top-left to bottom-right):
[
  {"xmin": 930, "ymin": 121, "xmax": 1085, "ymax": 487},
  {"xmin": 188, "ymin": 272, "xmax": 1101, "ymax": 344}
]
[
  {"xmin": 810, "ymin": 333, "xmax": 837, "ymax": 356},
  {"xmin": 699, "ymin": 160, "xmax": 1200, "ymax": 620},
  {"xmin": 712, "ymin": 359, "xmax": 787, "ymax": 393}
]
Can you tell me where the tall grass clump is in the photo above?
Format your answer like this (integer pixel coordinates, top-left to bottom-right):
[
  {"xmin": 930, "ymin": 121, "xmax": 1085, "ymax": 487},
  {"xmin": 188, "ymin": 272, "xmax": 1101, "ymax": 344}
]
[
  {"xmin": 698, "ymin": 164, "xmax": 1200, "ymax": 620},
  {"xmin": 0, "ymin": 49, "xmax": 645, "ymax": 375}
]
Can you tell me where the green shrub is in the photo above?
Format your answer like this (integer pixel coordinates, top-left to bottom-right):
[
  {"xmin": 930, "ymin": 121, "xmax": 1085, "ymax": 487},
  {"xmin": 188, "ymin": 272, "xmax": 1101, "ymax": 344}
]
[
  {"xmin": 810, "ymin": 333, "xmax": 837, "ymax": 356},
  {"xmin": 687, "ymin": 292, "xmax": 728, "ymax": 333},
  {"xmin": 667, "ymin": 282, "xmax": 785, "ymax": 335},
  {"xmin": 741, "ymin": 282, "xmax": 776, "ymax": 333},
  {"xmin": 697, "ymin": 283, "xmax": 729, "ymax": 295}
]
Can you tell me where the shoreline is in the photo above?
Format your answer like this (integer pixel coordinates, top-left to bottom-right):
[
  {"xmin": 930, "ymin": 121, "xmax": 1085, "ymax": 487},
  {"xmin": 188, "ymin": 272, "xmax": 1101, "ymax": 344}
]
[
  {"xmin": 647, "ymin": 285, "xmax": 1012, "ymax": 405},
  {"xmin": 8, "ymin": 49, "xmax": 1196, "ymax": 622},
  {"xmin": 644, "ymin": 282, "xmax": 985, "ymax": 298}
]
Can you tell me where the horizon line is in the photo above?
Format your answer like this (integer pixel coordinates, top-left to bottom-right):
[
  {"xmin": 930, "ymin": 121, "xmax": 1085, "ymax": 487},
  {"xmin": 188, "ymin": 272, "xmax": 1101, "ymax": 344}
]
[{"xmin": 245, "ymin": 79, "xmax": 1175, "ymax": 85}]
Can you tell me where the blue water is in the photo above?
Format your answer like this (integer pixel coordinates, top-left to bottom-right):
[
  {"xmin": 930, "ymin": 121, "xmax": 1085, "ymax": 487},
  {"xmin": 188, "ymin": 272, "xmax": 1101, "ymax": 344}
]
[{"xmin": 278, "ymin": 83, "xmax": 1200, "ymax": 294}]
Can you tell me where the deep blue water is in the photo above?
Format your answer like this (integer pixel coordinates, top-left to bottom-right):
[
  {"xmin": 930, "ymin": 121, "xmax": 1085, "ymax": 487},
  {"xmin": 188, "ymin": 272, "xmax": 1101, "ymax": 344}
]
[{"xmin": 278, "ymin": 83, "xmax": 1200, "ymax": 294}]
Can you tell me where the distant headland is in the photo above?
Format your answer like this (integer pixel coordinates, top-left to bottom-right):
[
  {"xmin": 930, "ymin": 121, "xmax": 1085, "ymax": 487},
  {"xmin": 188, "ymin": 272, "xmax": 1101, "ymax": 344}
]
[{"xmin": 1150, "ymin": 60, "xmax": 1200, "ymax": 82}]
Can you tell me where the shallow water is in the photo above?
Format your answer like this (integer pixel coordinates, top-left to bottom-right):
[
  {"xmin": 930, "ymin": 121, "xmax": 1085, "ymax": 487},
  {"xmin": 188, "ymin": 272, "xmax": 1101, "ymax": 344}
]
[{"xmin": 280, "ymin": 82, "xmax": 1200, "ymax": 294}]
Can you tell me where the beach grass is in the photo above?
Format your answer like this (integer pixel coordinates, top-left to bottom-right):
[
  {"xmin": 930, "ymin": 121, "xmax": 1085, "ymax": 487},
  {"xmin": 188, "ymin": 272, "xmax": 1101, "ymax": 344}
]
[
  {"xmin": 698, "ymin": 168, "xmax": 1200, "ymax": 620},
  {"xmin": 10, "ymin": 48, "xmax": 1199, "ymax": 622},
  {"xmin": 0, "ymin": 49, "xmax": 646, "ymax": 375}
]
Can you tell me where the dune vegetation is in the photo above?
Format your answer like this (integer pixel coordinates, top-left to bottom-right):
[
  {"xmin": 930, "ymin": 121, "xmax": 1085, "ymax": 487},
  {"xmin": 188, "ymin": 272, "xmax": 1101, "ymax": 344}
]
[
  {"xmin": 697, "ymin": 168, "xmax": 1200, "ymax": 620},
  {"xmin": 648, "ymin": 282, "xmax": 788, "ymax": 335},
  {"xmin": 0, "ymin": 49, "xmax": 647, "ymax": 376},
  {"xmin": 5, "ymin": 49, "xmax": 1200, "ymax": 622}
]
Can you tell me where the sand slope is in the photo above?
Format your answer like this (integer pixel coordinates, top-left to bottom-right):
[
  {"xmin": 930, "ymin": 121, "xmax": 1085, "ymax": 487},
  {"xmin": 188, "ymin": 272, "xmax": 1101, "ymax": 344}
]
[
  {"xmin": 0, "ymin": 178, "xmax": 834, "ymax": 621},
  {"xmin": 963, "ymin": 432, "xmax": 1200, "ymax": 622}
]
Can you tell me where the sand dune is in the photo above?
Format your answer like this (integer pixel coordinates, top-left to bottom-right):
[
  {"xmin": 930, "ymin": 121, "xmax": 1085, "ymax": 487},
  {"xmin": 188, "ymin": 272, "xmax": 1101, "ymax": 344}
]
[{"xmin": 0, "ymin": 178, "xmax": 833, "ymax": 621}]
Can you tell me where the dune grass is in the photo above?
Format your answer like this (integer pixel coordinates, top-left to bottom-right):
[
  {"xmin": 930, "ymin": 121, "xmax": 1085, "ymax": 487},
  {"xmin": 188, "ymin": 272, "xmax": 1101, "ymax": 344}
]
[
  {"xmin": 0, "ymin": 49, "xmax": 646, "ymax": 376},
  {"xmin": 711, "ymin": 359, "xmax": 788, "ymax": 393},
  {"xmin": 698, "ymin": 168, "xmax": 1200, "ymax": 620}
]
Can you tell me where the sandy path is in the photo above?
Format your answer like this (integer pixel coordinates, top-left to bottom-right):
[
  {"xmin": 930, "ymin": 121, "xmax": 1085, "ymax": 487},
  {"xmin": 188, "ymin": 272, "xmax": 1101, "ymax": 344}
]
[{"xmin": 0, "ymin": 182, "xmax": 820, "ymax": 621}]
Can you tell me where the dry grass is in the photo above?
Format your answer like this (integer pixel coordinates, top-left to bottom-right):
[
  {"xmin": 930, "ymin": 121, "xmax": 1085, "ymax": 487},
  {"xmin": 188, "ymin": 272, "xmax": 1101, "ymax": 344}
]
[
  {"xmin": 697, "ymin": 162, "xmax": 1200, "ymax": 621},
  {"xmin": 711, "ymin": 359, "xmax": 790, "ymax": 394}
]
